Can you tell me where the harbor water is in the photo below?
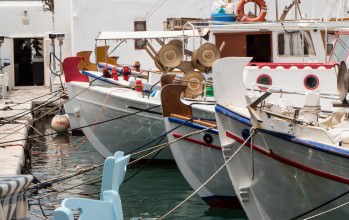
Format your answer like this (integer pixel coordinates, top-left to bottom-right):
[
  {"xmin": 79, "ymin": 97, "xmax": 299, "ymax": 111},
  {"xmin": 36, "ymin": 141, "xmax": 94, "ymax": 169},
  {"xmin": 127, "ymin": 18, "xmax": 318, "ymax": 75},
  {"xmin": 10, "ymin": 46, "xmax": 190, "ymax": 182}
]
[{"xmin": 28, "ymin": 117, "xmax": 247, "ymax": 219}]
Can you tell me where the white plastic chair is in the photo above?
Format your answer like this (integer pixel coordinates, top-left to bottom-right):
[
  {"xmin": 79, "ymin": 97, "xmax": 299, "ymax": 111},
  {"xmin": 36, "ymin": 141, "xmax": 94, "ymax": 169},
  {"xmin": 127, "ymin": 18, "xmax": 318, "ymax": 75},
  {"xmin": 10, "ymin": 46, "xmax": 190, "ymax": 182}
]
[{"xmin": 53, "ymin": 151, "xmax": 130, "ymax": 220}]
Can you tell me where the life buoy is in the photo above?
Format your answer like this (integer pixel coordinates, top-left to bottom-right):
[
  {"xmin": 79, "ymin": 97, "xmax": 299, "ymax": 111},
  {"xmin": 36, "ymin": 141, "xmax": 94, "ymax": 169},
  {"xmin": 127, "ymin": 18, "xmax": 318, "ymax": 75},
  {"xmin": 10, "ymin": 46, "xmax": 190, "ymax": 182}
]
[{"xmin": 236, "ymin": 0, "xmax": 267, "ymax": 22}]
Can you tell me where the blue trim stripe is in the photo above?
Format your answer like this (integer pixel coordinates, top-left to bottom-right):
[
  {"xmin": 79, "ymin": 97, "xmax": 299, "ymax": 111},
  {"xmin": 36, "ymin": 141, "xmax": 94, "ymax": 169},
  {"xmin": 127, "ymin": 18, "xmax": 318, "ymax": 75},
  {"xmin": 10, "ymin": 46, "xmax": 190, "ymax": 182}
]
[
  {"xmin": 263, "ymin": 129, "xmax": 349, "ymax": 159},
  {"xmin": 82, "ymin": 70, "xmax": 120, "ymax": 85},
  {"xmin": 215, "ymin": 104, "xmax": 251, "ymax": 126},
  {"xmin": 168, "ymin": 117, "xmax": 218, "ymax": 134},
  {"xmin": 216, "ymin": 104, "xmax": 349, "ymax": 159},
  {"xmin": 97, "ymin": 63, "xmax": 121, "ymax": 73}
]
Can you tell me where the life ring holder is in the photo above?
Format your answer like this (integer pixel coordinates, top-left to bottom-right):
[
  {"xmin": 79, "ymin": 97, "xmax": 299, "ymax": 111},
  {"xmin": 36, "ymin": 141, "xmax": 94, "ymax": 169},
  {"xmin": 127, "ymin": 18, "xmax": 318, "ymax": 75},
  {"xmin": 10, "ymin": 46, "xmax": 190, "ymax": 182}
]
[{"xmin": 236, "ymin": 0, "xmax": 267, "ymax": 22}]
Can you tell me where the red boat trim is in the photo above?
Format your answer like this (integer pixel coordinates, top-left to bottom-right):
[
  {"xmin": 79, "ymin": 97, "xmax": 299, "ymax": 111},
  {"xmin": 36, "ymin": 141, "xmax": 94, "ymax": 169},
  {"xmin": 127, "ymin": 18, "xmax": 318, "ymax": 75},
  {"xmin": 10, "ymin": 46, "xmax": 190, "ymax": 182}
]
[
  {"xmin": 247, "ymin": 62, "xmax": 334, "ymax": 69},
  {"xmin": 225, "ymin": 131, "xmax": 349, "ymax": 185},
  {"xmin": 172, "ymin": 133, "xmax": 222, "ymax": 150}
]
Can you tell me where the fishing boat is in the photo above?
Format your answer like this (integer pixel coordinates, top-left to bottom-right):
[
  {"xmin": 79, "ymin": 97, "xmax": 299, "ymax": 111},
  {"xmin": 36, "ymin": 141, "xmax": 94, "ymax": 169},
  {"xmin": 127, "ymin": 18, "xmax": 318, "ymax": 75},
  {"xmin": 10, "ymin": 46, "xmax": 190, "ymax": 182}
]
[
  {"xmin": 63, "ymin": 29, "xmax": 219, "ymax": 160},
  {"xmin": 64, "ymin": 0, "xmax": 349, "ymax": 161},
  {"xmin": 161, "ymin": 83, "xmax": 239, "ymax": 208},
  {"xmin": 158, "ymin": 18, "xmax": 344, "ymax": 205},
  {"xmin": 159, "ymin": 40, "xmax": 340, "ymax": 208},
  {"xmin": 213, "ymin": 28, "xmax": 349, "ymax": 219}
]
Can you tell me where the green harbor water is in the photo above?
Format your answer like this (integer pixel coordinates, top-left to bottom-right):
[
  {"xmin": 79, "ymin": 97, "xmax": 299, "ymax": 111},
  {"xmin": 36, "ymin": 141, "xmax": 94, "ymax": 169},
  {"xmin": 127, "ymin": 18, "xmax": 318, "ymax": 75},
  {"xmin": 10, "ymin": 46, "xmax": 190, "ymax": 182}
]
[{"xmin": 28, "ymin": 117, "xmax": 247, "ymax": 220}]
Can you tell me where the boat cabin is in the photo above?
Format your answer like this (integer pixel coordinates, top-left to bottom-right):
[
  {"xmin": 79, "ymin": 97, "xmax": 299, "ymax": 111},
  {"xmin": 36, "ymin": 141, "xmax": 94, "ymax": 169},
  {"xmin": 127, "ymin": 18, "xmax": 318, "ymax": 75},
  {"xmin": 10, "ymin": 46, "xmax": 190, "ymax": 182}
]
[{"xmin": 210, "ymin": 22, "xmax": 342, "ymax": 64}]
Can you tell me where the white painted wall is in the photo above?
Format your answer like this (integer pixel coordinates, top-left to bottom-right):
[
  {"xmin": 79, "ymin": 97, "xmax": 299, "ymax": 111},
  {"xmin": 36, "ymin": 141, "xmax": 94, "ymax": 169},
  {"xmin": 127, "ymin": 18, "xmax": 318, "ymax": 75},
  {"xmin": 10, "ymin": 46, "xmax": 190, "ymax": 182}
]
[
  {"xmin": 0, "ymin": 1, "xmax": 71, "ymax": 88},
  {"xmin": 71, "ymin": 0, "xmax": 212, "ymax": 69}
]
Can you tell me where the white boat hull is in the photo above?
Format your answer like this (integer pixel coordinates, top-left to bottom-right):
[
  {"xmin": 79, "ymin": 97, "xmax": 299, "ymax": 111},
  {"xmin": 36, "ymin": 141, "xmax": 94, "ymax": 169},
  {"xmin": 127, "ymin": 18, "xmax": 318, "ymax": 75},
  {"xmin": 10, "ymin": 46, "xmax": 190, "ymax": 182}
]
[
  {"xmin": 64, "ymin": 82, "xmax": 215, "ymax": 160},
  {"xmin": 65, "ymin": 82, "xmax": 171, "ymax": 160},
  {"xmin": 164, "ymin": 116, "xmax": 240, "ymax": 208},
  {"xmin": 215, "ymin": 105, "xmax": 349, "ymax": 220}
]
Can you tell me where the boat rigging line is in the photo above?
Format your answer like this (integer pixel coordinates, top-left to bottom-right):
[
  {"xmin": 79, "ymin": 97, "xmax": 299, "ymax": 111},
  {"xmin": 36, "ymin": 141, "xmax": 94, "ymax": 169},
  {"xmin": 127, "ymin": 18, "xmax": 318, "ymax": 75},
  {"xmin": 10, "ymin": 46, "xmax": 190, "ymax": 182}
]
[
  {"xmin": 159, "ymin": 128, "xmax": 256, "ymax": 219},
  {"xmin": 145, "ymin": 0, "xmax": 169, "ymax": 19}
]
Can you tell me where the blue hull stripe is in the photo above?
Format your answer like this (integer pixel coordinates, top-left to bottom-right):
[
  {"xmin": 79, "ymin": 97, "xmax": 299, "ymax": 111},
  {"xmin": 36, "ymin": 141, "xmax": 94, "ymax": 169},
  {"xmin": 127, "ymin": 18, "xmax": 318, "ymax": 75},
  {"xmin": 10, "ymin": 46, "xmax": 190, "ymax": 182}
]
[
  {"xmin": 168, "ymin": 117, "xmax": 218, "ymax": 134},
  {"xmin": 215, "ymin": 105, "xmax": 251, "ymax": 126},
  {"xmin": 215, "ymin": 104, "xmax": 349, "ymax": 159},
  {"xmin": 82, "ymin": 70, "xmax": 120, "ymax": 85}
]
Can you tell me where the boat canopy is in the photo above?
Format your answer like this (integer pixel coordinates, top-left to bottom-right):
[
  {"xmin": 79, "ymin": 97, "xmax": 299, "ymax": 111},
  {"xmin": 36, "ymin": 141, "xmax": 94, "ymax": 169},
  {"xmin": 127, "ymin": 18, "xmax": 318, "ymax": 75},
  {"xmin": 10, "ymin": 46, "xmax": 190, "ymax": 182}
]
[
  {"xmin": 96, "ymin": 29, "xmax": 205, "ymax": 41},
  {"xmin": 209, "ymin": 21, "xmax": 349, "ymax": 33}
]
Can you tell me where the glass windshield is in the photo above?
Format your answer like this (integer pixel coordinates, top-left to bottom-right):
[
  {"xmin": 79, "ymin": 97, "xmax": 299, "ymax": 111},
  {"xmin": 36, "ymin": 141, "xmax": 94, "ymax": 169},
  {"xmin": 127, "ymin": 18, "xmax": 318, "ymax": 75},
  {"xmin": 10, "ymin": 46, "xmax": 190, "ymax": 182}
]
[{"xmin": 329, "ymin": 35, "xmax": 349, "ymax": 63}]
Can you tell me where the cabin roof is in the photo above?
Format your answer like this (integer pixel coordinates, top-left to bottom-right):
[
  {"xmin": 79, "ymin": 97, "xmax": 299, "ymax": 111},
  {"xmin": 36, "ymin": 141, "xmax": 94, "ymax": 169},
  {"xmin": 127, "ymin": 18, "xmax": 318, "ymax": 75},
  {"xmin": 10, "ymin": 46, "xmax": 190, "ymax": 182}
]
[
  {"xmin": 209, "ymin": 20, "xmax": 349, "ymax": 33},
  {"xmin": 96, "ymin": 29, "xmax": 206, "ymax": 41}
]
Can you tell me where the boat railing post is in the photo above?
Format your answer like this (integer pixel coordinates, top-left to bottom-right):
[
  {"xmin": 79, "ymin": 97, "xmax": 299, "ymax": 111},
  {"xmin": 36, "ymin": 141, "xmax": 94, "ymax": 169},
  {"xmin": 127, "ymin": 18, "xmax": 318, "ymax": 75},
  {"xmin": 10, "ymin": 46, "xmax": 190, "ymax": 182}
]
[
  {"xmin": 182, "ymin": 21, "xmax": 196, "ymax": 61},
  {"xmin": 275, "ymin": 0, "xmax": 279, "ymax": 21}
]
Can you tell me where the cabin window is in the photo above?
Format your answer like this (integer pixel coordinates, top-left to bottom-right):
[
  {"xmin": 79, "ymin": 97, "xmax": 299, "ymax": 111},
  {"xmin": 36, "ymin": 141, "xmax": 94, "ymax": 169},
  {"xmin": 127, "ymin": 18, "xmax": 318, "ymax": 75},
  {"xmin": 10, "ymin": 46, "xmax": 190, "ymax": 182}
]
[
  {"xmin": 304, "ymin": 74, "xmax": 319, "ymax": 90},
  {"xmin": 329, "ymin": 35, "xmax": 349, "ymax": 63},
  {"xmin": 278, "ymin": 31, "xmax": 315, "ymax": 57},
  {"xmin": 256, "ymin": 74, "xmax": 272, "ymax": 90},
  {"xmin": 134, "ymin": 20, "xmax": 147, "ymax": 50}
]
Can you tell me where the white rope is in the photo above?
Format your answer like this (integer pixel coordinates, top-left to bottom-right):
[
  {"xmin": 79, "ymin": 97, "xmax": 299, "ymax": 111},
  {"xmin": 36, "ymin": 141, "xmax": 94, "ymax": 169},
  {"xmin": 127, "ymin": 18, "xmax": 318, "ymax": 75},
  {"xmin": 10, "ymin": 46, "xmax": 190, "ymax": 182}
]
[
  {"xmin": 28, "ymin": 211, "xmax": 48, "ymax": 220},
  {"xmin": 159, "ymin": 128, "xmax": 256, "ymax": 219},
  {"xmin": 303, "ymin": 201, "xmax": 349, "ymax": 220}
]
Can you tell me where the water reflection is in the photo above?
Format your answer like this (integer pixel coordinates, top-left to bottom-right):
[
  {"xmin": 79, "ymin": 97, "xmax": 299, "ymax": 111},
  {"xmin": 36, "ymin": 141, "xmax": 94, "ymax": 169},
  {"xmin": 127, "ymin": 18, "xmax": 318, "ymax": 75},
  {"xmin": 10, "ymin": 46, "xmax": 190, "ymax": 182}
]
[{"xmin": 28, "ymin": 117, "xmax": 247, "ymax": 219}]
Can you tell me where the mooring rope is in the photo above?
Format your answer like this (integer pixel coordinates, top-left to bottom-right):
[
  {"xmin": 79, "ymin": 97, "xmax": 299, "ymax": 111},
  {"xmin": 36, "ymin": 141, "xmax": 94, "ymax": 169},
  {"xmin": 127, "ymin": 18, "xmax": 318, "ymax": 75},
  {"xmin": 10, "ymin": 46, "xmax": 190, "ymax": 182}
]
[
  {"xmin": 129, "ymin": 125, "xmax": 218, "ymax": 165},
  {"xmin": 28, "ymin": 211, "xmax": 47, "ymax": 220},
  {"xmin": 6, "ymin": 88, "xmax": 63, "ymax": 108},
  {"xmin": 0, "ymin": 103, "xmax": 162, "ymax": 146},
  {"xmin": 0, "ymin": 101, "xmax": 61, "ymax": 143},
  {"xmin": 27, "ymin": 122, "xmax": 215, "ymax": 195},
  {"xmin": 302, "ymin": 201, "xmax": 349, "ymax": 220},
  {"xmin": 159, "ymin": 128, "xmax": 256, "ymax": 219},
  {"xmin": 31, "ymin": 175, "xmax": 102, "ymax": 201},
  {"xmin": 0, "ymin": 94, "xmax": 62, "ymax": 126},
  {"xmin": 290, "ymin": 189, "xmax": 349, "ymax": 220}
]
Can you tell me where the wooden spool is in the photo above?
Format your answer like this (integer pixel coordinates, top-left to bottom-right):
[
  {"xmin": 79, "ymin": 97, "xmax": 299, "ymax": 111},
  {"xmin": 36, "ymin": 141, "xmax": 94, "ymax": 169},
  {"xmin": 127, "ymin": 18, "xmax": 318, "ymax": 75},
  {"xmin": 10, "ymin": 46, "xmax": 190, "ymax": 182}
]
[
  {"xmin": 158, "ymin": 44, "xmax": 182, "ymax": 68},
  {"xmin": 181, "ymin": 71, "xmax": 205, "ymax": 98},
  {"xmin": 192, "ymin": 43, "xmax": 220, "ymax": 68}
]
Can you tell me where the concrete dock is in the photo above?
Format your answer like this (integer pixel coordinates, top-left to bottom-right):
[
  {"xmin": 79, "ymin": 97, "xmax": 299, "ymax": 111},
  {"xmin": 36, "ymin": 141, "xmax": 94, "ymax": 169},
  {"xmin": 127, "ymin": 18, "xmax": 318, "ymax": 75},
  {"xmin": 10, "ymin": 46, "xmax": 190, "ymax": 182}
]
[{"xmin": 0, "ymin": 86, "xmax": 54, "ymax": 175}]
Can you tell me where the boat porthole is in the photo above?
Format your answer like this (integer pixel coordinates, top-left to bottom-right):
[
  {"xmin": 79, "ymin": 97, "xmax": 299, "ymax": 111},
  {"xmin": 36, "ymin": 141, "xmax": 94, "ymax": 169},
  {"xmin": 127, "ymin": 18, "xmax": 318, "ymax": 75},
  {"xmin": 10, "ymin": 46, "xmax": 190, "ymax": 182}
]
[
  {"xmin": 304, "ymin": 74, "xmax": 319, "ymax": 90},
  {"xmin": 256, "ymin": 74, "xmax": 272, "ymax": 90},
  {"xmin": 203, "ymin": 133, "xmax": 213, "ymax": 144},
  {"xmin": 241, "ymin": 129, "xmax": 251, "ymax": 142}
]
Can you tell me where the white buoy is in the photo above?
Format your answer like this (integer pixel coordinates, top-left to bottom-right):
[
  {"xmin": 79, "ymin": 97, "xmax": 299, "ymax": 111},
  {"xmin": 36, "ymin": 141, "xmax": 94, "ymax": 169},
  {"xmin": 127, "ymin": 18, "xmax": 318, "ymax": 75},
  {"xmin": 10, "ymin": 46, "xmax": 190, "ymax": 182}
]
[{"xmin": 51, "ymin": 113, "xmax": 70, "ymax": 133}]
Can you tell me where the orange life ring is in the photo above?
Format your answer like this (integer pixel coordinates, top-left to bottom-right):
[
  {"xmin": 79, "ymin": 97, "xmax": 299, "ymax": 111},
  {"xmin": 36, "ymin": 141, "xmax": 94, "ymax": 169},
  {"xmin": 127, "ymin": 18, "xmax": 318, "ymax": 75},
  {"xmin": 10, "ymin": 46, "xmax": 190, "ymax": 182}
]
[{"xmin": 236, "ymin": 0, "xmax": 267, "ymax": 22}]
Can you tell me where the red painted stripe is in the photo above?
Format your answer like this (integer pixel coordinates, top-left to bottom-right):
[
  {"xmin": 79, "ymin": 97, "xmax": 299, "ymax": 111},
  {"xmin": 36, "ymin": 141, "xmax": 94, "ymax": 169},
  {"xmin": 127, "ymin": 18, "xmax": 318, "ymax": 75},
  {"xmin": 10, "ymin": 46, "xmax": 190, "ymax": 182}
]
[
  {"xmin": 247, "ymin": 62, "xmax": 334, "ymax": 69},
  {"xmin": 225, "ymin": 131, "xmax": 349, "ymax": 185},
  {"xmin": 172, "ymin": 133, "xmax": 222, "ymax": 150}
]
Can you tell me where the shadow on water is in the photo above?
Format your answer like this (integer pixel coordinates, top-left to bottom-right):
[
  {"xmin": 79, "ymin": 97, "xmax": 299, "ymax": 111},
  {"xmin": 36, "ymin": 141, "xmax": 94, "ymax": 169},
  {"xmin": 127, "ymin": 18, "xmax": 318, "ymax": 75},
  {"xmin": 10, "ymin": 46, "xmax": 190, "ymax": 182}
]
[{"xmin": 28, "ymin": 117, "xmax": 247, "ymax": 220}]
